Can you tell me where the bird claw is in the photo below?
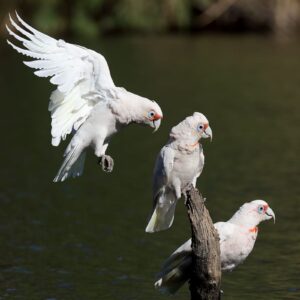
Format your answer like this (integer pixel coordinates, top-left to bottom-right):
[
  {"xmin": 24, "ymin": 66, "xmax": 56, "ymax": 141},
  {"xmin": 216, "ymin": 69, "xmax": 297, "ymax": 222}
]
[{"xmin": 98, "ymin": 155, "xmax": 114, "ymax": 173}]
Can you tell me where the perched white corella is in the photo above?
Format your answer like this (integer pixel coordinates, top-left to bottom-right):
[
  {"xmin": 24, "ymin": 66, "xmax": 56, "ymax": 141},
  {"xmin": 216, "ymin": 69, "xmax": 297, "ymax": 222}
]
[
  {"xmin": 6, "ymin": 13, "xmax": 163, "ymax": 182},
  {"xmin": 145, "ymin": 112, "xmax": 212, "ymax": 233},
  {"xmin": 155, "ymin": 200, "xmax": 275, "ymax": 294}
]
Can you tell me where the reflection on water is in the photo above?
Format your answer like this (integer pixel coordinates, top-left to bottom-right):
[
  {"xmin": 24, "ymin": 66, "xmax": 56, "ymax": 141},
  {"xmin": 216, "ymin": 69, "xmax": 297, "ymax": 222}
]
[{"xmin": 0, "ymin": 35, "xmax": 299, "ymax": 299}]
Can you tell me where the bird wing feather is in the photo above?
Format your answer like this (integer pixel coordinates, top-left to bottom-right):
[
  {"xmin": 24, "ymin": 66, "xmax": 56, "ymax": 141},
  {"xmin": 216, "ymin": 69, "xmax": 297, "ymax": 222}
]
[
  {"xmin": 145, "ymin": 147, "xmax": 176, "ymax": 232},
  {"xmin": 153, "ymin": 146, "xmax": 175, "ymax": 199},
  {"xmin": 214, "ymin": 222, "xmax": 235, "ymax": 244},
  {"xmin": 6, "ymin": 12, "xmax": 116, "ymax": 146}
]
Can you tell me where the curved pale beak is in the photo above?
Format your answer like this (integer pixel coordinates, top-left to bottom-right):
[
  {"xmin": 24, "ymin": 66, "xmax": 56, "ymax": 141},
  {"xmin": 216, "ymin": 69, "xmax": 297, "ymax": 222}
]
[
  {"xmin": 152, "ymin": 118, "xmax": 161, "ymax": 132},
  {"xmin": 151, "ymin": 114, "xmax": 162, "ymax": 132},
  {"xmin": 265, "ymin": 207, "xmax": 275, "ymax": 223},
  {"xmin": 201, "ymin": 126, "xmax": 213, "ymax": 141}
]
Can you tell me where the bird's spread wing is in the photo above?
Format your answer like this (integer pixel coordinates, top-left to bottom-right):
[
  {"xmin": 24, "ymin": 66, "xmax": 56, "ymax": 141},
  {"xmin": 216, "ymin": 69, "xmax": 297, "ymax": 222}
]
[{"xmin": 6, "ymin": 12, "xmax": 116, "ymax": 146}]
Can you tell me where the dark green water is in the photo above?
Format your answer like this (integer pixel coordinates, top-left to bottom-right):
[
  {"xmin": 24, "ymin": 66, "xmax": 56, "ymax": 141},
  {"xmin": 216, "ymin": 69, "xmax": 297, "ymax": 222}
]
[{"xmin": 0, "ymin": 34, "xmax": 299, "ymax": 299}]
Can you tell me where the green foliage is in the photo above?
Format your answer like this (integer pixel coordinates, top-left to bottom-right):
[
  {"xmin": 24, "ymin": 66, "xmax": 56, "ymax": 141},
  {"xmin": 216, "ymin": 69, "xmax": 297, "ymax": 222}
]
[
  {"xmin": 107, "ymin": 0, "xmax": 190, "ymax": 33},
  {"xmin": 72, "ymin": 1, "xmax": 101, "ymax": 38},
  {"xmin": 1, "ymin": 0, "xmax": 299, "ymax": 37},
  {"xmin": 113, "ymin": 0, "xmax": 164, "ymax": 32},
  {"xmin": 32, "ymin": 0, "xmax": 63, "ymax": 34}
]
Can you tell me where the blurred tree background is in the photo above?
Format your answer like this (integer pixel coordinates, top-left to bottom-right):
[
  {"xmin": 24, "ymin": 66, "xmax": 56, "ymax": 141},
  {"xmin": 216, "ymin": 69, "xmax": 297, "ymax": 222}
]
[
  {"xmin": 1, "ymin": 1, "xmax": 300, "ymax": 299},
  {"xmin": 1, "ymin": 0, "xmax": 300, "ymax": 38}
]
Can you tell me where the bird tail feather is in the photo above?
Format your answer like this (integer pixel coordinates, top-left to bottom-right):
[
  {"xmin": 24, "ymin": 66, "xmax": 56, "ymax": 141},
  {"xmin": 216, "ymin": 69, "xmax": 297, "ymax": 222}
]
[
  {"xmin": 53, "ymin": 142, "xmax": 86, "ymax": 182},
  {"xmin": 155, "ymin": 244, "xmax": 192, "ymax": 294},
  {"xmin": 145, "ymin": 191, "xmax": 178, "ymax": 233}
]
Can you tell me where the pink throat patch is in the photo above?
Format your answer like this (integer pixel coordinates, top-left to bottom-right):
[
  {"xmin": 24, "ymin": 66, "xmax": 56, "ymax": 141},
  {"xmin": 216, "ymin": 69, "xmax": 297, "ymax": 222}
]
[{"xmin": 249, "ymin": 227, "xmax": 258, "ymax": 233}]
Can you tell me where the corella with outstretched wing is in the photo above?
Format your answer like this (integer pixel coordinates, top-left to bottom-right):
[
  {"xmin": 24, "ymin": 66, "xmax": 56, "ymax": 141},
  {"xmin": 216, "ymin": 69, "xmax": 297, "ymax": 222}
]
[
  {"xmin": 155, "ymin": 200, "xmax": 275, "ymax": 294},
  {"xmin": 145, "ymin": 112, "xmax": 212, "ymax": 233},
  {"xmin": 6, "ymin": 13, "xmax": 163, "ymax": 182}
]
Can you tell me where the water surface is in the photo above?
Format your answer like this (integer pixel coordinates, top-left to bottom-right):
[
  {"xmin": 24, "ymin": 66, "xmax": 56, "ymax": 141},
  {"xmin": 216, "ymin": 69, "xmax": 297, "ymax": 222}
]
[{"xmin": 0, "ymin": 34, "xmax": 299, "ymax": 299}]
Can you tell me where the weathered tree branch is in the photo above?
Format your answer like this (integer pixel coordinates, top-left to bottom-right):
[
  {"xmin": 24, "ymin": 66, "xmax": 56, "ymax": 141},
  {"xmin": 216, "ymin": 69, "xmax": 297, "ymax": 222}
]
[{"xmin": 184, "ymin": 186, "xmax": 221, "ymax": 300}]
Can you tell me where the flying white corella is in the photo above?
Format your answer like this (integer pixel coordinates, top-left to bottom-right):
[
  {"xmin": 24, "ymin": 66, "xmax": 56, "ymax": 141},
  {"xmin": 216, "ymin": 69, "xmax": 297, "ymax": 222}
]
[
  {"xmin": 145, "ymin": 112, "xmax": 212, "ymax": 233},
  {"xmin": 155, "ymin": 200, "xmax": 275, "ymax": 294},
  {"xmin": 6, "ymin": 13, "xmax": 163, "ymax": 182}
]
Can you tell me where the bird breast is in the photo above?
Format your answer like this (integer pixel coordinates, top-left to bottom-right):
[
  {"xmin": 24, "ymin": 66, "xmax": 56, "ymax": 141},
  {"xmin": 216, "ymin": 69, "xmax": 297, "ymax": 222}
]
[
  {"xmin": 221, "ymin": 228, "xmax": 257, "ymax": 271},
  {"xmin": 171, "ymin": 148, "xmax": 203, "ymax": 184}
]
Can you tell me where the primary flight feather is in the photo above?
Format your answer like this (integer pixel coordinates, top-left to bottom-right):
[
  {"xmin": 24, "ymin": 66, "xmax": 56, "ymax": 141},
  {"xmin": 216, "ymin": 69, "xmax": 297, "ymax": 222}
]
[{"xmin": 6, "ymin": 13, "xmax": 163, "ymax": 182}]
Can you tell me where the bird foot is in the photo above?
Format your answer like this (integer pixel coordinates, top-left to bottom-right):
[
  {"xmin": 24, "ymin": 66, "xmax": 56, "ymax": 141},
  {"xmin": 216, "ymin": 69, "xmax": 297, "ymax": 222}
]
[
  {"xmin": 98, "ymin": 155, "xmax": 114, "ymax": 173},
  {"xmin": 182, "ymin": 183, "xmax": 194, "ymax": 202}
]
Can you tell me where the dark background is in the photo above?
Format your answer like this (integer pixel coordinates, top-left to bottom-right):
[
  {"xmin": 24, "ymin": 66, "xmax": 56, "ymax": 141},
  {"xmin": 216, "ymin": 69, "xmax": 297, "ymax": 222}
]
[
  {"xmin": 1, "ymin": 0, "xmax": 300, "ymax": 38},
  {"xmin": 0, "ymin": 1, "xmax": 299, "ymax": 299}
]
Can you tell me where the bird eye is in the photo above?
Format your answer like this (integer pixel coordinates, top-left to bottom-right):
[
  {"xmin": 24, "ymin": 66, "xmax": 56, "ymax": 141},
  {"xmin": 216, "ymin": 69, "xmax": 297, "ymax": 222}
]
[
  {"xmin": 258, "ymin": 205, "xmax": 264, "ymax": 214},
  {"xmin": 197, "ymin": 124, "xmax": 204, "ymax": 132},
  {"xmin": 148, "ymin": 111, "xmax": 155, "ymax": 119}
]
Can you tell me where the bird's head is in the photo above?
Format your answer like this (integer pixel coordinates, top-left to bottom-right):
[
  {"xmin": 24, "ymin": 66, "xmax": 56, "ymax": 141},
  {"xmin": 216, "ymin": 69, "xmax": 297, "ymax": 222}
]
[
  {"xmin": 142, "ymin": 100, "xmax": 163, "ymax": 132},
  {"xmin": 231, "ymin": 200, "xmax": 275, "ymax": 228},
  {"xmin": 170, "ymin": 112, "xmax": 212, "ymax": 144},
  {"xmin": 249, "ymin": 200, "xmax": 276, "ymax": 223},
  {"xmin": 110, "ymin": 91, "xmax": 163, "ymax": 131}
]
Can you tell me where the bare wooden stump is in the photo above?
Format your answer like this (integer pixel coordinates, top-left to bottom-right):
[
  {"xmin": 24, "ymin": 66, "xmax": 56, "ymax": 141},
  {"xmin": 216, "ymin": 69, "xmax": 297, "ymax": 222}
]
[{"xmin": 184, "ymin": 186, "xmax": 221, "ymax": 300}]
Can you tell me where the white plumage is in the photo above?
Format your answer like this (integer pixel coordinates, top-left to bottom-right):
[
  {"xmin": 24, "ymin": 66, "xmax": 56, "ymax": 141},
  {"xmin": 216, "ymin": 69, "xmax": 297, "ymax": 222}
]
[
  {"xmin": 7, "ymin": 13, "xmax": 163, "ymax": 181},
  {"xmin": 145, "ymin": 112, "xmax": 212, "ymax": 232},
  {"xmin": 155, "ymin": 200, "xmax": 275, "ymax": 294}
]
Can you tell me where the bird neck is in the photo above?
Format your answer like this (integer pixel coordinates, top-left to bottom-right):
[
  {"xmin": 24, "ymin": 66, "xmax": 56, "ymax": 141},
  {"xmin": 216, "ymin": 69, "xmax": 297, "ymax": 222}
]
[
  {"xmin": 248, "ymin": 226, "xmax": 259, "ymax": 233},
  {"xmin": 109, "ymin": 92, "xmax": 145, "ymax": 125},
  {"xmin": 228, "ymin": 210, "xmax": 260, "ymax": 228},
  {"xmin": 169, "ymin": 137, "xmax": 202, "ymax": 153}
]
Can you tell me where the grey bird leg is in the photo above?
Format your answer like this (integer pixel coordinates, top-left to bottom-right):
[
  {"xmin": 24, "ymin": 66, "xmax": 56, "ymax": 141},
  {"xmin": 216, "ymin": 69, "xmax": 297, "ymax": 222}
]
[
  {"xmin": 95, "ymin": 143, "xmax": 114, "ymax": 173},
  {"xmin": 98, "ymin": 155, "xmax": 114, "ymax": 173},
  {"xmin": 173, "ymin": 178, "xmax": 182, "ymax": 199},
  {"xmin": 182, "ymin": 183, "xmax": 194, "ymax": 204},
  {"xmin": 182, "ymin": 184, "xmax": 206, "ymax": 204}
]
